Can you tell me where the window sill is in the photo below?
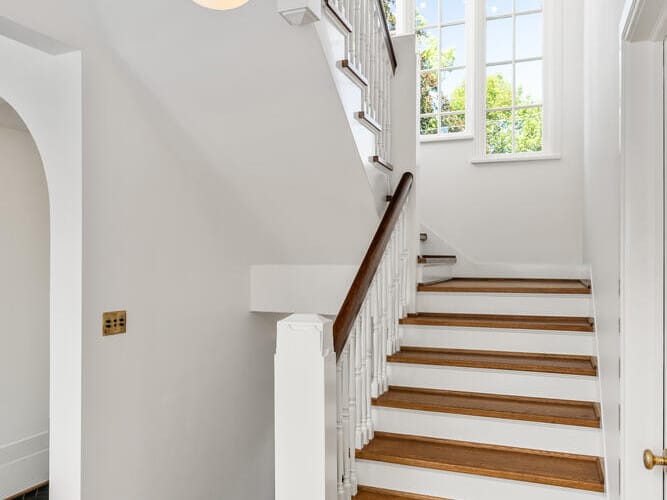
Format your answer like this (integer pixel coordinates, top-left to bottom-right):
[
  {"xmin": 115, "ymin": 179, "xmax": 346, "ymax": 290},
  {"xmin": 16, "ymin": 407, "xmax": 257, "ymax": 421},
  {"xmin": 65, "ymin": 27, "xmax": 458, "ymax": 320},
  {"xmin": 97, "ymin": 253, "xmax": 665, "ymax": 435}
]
[
  {"xmin": 420, "ymin": 133, "xmax": 474, "ymax": 143},
  {"xmin": 470, "ymin": 153, "xmax": 561, "ymax": 164}
]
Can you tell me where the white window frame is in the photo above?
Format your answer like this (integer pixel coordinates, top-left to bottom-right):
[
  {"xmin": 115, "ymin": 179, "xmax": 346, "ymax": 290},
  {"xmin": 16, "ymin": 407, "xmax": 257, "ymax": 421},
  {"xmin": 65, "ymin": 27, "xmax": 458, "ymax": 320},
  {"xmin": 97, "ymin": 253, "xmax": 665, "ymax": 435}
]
[
  {"xmin": 414, "ymin": 0, "xmax": 474, "ymax": 141},
  {"xmin": 401, "ymin": 0, "xmax": 562, "ymax": 159},
  {"xmin": 472, "ymin": 0, "xmax": 562, "ymax": 161}
]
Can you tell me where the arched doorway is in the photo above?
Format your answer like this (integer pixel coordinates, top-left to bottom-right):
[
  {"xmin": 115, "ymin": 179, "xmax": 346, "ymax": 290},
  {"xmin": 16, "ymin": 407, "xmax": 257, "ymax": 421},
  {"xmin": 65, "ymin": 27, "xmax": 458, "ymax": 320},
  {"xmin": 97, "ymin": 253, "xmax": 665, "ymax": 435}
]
[
  {"xmin": 0, "ymin": 32, "xmax": 82, "ymax": 500},
  {"xmin": 0, "ymin": 98, "xmax": 50, "ymax": 497}
]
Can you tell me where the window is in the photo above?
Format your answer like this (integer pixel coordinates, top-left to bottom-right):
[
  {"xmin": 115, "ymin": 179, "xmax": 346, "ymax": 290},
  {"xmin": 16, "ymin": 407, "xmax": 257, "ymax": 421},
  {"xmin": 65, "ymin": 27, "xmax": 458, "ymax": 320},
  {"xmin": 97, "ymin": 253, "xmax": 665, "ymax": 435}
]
[
  {"xmin": 416, "ymin": 0, "xmax": 468, "ymax": 136},
  {"xmin": 384, "ymin": 0, "xmax": 398, "ymax": 31},
  {"xmin": 403, "ymin": 0, "xmax": 557, "ymax": 157},
  {"xmin": 485, "ymin": 0, "xmax": 543, "ymax": 154}
]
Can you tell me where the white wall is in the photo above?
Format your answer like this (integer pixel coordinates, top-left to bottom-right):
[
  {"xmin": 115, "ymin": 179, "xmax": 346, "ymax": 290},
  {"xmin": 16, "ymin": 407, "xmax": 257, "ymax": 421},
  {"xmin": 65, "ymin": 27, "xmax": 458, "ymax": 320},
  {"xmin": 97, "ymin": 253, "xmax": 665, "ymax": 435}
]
[
  {"xmin": 0, "ymin": 125, "xmax": 49, "ymax": 498},
  {"xmin": 0, "ymin": 1, "xmax": 386, "ymax": 498},
  {"xmin": 418, "ymin": 0, "xmax": 584, "ymax": 266},
  {"xmin": 582, "ymin": 0, "xmax": 625, "ymax": 497}
]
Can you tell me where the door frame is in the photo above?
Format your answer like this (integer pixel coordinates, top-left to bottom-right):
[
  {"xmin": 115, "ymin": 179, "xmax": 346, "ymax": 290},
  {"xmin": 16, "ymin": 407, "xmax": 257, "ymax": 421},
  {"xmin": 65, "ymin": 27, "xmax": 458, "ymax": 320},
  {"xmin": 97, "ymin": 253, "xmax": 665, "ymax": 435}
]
[{"xmin": 620, "ymin": 2, "xmax": 667, "ymax": 498}]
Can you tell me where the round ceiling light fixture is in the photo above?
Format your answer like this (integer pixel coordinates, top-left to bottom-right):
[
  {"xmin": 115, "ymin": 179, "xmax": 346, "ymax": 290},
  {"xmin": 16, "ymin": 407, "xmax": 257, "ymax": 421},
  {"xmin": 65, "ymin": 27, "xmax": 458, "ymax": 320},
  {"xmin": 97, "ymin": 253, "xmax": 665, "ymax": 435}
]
[{"xmin": 192, "ymin": 0, "xmax": 249, "ymax": 10}]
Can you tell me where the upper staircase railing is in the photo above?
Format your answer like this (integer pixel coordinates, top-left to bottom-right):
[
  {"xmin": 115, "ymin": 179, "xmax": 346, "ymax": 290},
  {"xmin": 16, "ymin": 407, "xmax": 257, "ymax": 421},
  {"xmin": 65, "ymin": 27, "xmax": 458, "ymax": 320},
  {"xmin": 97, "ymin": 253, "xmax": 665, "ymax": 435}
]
[{"xmin": 324, "ymin": 0, "xmax": 397, "ymax": 166}]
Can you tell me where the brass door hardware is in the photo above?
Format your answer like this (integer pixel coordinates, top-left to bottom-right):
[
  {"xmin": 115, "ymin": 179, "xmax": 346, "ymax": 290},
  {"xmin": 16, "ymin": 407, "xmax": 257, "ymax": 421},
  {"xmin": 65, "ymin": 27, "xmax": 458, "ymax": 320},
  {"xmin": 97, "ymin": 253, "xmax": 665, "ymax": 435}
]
[{"xmin": 643, "ymin": 449, "xmax": 667, "ymax": 470}]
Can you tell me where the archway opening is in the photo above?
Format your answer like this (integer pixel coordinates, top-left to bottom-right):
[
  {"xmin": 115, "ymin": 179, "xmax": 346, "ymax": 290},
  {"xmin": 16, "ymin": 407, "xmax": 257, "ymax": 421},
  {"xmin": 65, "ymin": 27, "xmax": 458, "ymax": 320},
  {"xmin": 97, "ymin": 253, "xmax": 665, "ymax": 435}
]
[{"xmin": 0, "ymin": 97, "xmax": 50, "ymax": 499}]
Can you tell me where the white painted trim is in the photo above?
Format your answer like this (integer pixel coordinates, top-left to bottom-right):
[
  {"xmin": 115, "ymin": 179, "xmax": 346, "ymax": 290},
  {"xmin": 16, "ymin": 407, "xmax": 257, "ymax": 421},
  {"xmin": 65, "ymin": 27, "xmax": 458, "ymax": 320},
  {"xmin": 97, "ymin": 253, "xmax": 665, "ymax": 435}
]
[
  {"xmin": 621, "ymin": 0, "xmax": 667, "ymax": 42},
  {"xmin": 275, "ymin": 314, "xmax": 337, "ymax": 500},
  {"xmin": 0, "ymin": 33, "xmax": 83, "ymax": 500},
  {"xmin": 470, "ymin": 152, "xmax": 561, "ymax": 164},
  {"xmin": 420, "ymin": 133, "xmax": 474, "ymax": 143},
  {"xmin": 472, "ymin": 0, "xmax": 562, "ymax": 158},
  {"xmin": 0, "ymin": 432, "xmax": 49, "ymax": 469},
  {"xmin": 621, "ymin": 0, "xmax": 647, "ymax": 41},
  {"xmin": 618, "ymin": 39, "xmax": 664, "ymax": 500}
]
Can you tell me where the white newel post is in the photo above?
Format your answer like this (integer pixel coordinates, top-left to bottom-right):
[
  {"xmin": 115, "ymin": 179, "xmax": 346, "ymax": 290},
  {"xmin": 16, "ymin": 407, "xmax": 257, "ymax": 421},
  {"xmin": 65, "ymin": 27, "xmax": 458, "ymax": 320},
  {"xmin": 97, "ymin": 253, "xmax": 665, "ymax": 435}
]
[{"xmin": 275, "ymin": 314, "xmax": 337, "ymax": 500}]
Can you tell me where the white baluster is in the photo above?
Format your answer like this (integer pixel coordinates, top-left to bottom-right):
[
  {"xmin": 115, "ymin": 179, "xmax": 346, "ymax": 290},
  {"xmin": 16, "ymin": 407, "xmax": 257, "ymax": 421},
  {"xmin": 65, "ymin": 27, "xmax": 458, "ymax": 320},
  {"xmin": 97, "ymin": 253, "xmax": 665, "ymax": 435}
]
[
  {"xmin": 358, "ymin": 304, "xmax": 369, "ymax": 445},
  {"xmin": 347, "ymin": 324, "xmax": 358, "ymax": 496},
  {"xmin": 336, "ymin": 357, "xmax": 345, "ymax": 500},
  {"xmin": 363, "ymin": 300, "xmax": 374, "ymax": 442},
  {"xmin": 341, "ymin": 345, "xmax": 352, "ymax": 497},
  {"xmin": 380, "ymin": 256, "xmax": 389, "ymax": 392},
  {"xmin": 354, "ymin": 0, "xmax": 360, "ymax": 68},
  {"xmin": 353, "ymin": 318, "xmax": 363, "ymax": 450},
  {"xmin": 370, "ymin": 280, "xmax": 380, "ymax": 399},
  {"xmin": 393, "ymin": 228, "xmax": 401, "ymax": 352}
]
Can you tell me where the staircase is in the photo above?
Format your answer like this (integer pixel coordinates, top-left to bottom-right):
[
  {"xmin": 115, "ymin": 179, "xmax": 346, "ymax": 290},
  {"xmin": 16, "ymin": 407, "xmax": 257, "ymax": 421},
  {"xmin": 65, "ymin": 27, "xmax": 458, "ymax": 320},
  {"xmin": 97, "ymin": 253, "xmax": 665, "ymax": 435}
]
[
  {"xmin": 274, "ymin": 173, "xmax": 607, "ymax": 500},
  {"xmin": 351, "ymin": 276, "xmax": 605, "ymax": 499},
  {"xmin": 273, "ymin": 1, "xmax": 607, "ymax": 497}
]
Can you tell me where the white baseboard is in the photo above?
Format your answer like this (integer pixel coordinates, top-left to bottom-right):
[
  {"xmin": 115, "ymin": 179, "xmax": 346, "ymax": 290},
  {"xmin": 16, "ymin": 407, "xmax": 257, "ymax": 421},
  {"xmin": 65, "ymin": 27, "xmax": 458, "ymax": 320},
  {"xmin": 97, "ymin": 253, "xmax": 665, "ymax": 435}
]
[{"xmin": 0, "ymin": 432, "xmax": 49, "ymax": 499}]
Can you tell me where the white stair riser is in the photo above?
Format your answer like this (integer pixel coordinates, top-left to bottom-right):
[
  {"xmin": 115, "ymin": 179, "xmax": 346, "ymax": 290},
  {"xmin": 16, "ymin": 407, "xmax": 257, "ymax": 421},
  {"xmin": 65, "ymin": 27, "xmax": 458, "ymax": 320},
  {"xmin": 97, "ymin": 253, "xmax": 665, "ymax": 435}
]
[
  {"xmin": 417, "ymin": 292, "xmax": 593, "ymax": 317},
  {"xmin": 388, "ymin": 363, "xmax": 600, "ymax": 401},
  {"xmin": 357, "ymin": 460, "xmax": 606, "ymax": 500},
  {"xmin": 400, "ymin": 325, "xmax": 596, "ymax": 355},
  {"xmin": 372, "ymin": 407, "xmax": 603, "ymax": 456},
  {"xmin": 417, "ymin": 264, "xmax": 453, "ymax": 284}
]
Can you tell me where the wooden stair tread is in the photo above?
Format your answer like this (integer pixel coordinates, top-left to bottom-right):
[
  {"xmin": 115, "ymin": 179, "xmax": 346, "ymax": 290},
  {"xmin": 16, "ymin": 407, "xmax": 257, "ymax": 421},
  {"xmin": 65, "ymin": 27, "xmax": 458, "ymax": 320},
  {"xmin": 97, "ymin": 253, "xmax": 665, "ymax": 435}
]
[
  {"xmin": 417, "ymin": 255, "xmax": 457, "ymax": 264},
  {"xmin": 374, "ymin": 386, "xmax": 601, "ymax": 427},
  {"xmin": 400, "ymin": 312, "xmax": 595, "ymax": 332},
  {"xmin": 418, "ymin": 278, "xmax": 591, "ymax": 295},
  {"xmin": 388, "ymin": 347, "xmax": 598, "ymax": 376},
  {"xmin": 355, "ymin": 486, "xmax": 450, "ymax": 500},
  {"xmin": 357, "ymin": 433, "xmax": 605, "ymax": 492}
]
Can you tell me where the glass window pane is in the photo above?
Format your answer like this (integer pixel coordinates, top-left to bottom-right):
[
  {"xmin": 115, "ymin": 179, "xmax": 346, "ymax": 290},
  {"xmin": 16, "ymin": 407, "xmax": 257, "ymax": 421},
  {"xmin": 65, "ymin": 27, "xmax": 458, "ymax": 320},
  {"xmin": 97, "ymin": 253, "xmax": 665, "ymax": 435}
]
[
  {"xmin": 486, "ymin": 0, "xmax": 512, "ymax": 17},
  {"xmin": 420, "ymin": 71, "xmax": 439, "ymax": 114},
  {"xmin": 419, "ymin": 29, "xmax": 439, "ymax": 70},
  {"xmin": 441, "ymin": 114, "xmax": 466, "ymax": 134},
  {"xmin": 516, "ymin": 0, "xmax": 542, "ymax": 12},
  {"xmin": 515, "ymin": 106, "xmax": 543, "ymax": 152},
  {"xmin": 416, "ymin": 0, "xmax": 438, "ymax": 27},
  {"xmin": 420, "ymin": 117, "xmax": 439, "ymax": 135},
  {"xmin": 486, "ymin": 110, "xmax": 513, "ymax": 154},
  {"xmin": 515, "ymin": 60, "xmax": 542, "ymax": 105},
  {"xmin": 440, "ymin": 69, "xmax": 466, "ymax": 112},
  {"xmin": 486, "ymin": 64, "xmax": 513, "ymax": 109},
  {"xmin": 486, "ymin": 17, "xmax": 512, "ymax": 63},
  {"xmin": 383, "ymin": 0, "xmax": 397, "ymax": 31},
  {"xmin": 442, "ymin": 0, "xmax": 466, "ymax": 23},
  {"xmin": 441, "ymin": 24, "xmax": 466, "ymax": 67},
  {"xmin": 516, "ymin": 13, "xmax": 542, "ymax": 59}
]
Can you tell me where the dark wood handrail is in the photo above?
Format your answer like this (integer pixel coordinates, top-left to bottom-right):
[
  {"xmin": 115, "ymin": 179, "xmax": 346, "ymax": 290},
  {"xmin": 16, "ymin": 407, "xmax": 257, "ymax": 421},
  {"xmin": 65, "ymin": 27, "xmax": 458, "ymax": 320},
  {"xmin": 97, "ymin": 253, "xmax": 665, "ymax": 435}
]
[
  {"xmin": 333, "ymin": 172, "xmax": 413, "ymax": 359},
  {"xmin": 375, "ymin": 0, "xmax": 398, "ymax": 73}
]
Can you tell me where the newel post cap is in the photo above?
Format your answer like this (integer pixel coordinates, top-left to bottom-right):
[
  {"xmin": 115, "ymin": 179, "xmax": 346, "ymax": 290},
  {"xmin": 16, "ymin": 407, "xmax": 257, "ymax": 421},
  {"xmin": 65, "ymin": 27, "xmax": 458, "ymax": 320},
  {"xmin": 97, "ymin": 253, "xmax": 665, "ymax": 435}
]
[{"xmin": 277, "ymin": 313, "xmax": 334, "ymax": 357}]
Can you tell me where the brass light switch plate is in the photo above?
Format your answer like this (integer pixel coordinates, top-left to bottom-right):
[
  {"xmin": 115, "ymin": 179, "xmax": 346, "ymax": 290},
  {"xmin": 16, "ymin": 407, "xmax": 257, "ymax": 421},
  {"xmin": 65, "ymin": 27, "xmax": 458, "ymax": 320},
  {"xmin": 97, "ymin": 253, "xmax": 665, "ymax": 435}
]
[{"xmin": 103, "ymin": 311, "xmax": 127, "ymax": 336}]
